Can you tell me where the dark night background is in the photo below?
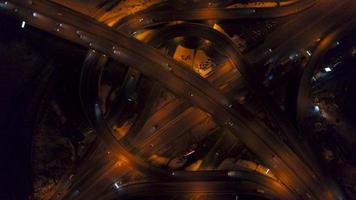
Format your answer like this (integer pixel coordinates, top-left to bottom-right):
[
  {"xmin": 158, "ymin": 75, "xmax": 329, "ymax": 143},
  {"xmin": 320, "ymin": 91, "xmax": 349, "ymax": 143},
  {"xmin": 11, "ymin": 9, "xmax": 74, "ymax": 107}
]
[{"xmin": 0, "ymin": 12, "xmax": 86, "ymax": 199}]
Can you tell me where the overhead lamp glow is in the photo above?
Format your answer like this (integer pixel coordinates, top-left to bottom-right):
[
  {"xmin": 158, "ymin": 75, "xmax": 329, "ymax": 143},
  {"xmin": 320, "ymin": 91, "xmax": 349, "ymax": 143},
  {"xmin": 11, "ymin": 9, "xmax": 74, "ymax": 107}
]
[
  {"xmin": 314, "ymin": 105, "xmax": 320, "ymax": 112},
  {"xmin": 324, "ymin": 67, "xmax": 332, "ymax": 72},
  {"xmin": 114, "ymin": 182, "xmax": 120, "ymax": 189},
  {"xmin": 32, "ymin": 12, "xmax": 37, "ymax": 17},
  {"xmin": 21, "ymin": 21, "xmax": 26, "ymax": 28},
  {"xmin": 265, "ymin": 168, "xmax": 270, "ymax": 174},
  {"xmin": 306, "ymin": 50, "xmax": 312, "ymax": 56},
  {"xmin": 185, "ymin": 150, "xmax": 195, "ymax": 157},
  {"xmin": 113, "ymin": 50, "xmax": 120, "ymax": 55}
]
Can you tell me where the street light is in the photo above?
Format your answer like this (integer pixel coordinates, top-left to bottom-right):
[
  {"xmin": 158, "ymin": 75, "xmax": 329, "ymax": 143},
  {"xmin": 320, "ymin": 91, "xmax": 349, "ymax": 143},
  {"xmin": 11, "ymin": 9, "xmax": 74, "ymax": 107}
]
[
  {"xmin": 314, "ymin": 105, "xmax": 320, "ymax": 112},
  {"xmin": 21, "ymin": 21, "xmax": 26, "ymax": 28}
]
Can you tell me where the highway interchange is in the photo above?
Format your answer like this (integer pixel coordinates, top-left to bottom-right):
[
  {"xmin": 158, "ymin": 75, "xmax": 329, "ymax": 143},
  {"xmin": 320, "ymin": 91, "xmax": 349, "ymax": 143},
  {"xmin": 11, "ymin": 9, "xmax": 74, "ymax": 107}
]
[{"xmin": 2, "ymin": 0, "xmax": 356, "ymax": 199}]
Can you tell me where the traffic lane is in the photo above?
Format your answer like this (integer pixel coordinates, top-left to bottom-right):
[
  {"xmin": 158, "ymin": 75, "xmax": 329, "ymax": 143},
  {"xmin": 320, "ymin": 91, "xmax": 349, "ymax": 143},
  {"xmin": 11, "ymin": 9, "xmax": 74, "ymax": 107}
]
[
  {"xmin": 297, "ymin": 16, "xmax": 356, "ymax": 124},
  {"xmin": 245, "ymin": 0, "xmax": 356, "ymax": 64},
  {"xmin": 115, "ymin": 0, "xmax": 316, "ymax": 33},
  {"xmin": 131, "ymin": 66, "xmax": 239, "ymax": 157},
  {"xmin": 112, "ymin": 170, "xmax": 296, "ymax": 199},
  {"xmin": 116, "ymin": 182, "xmax": 280, "ymax": 199},
  {"xmin": 139, "ymin": 108, "xmax": 209, "ymax": 157},
  {"xmin": 131, "ymin": 98, "xmax": 190, "ymax": 143},
  {"xmin": 51, "ymin": 0, "xmax": 100, "ymax": 17},
  {"xmin": 245, "ymin": 0, "xmax": 341, "ymax": 63},
  {"xmin": 269, "ymin": 0, "xmax": 356, "ymax": 61},
  {"xmin": 136, "ymin": 107, "xmax": 205, "ymax": 149},
  {"xmin": 59, "ymin": 152, "xmax": 118, "ymax": 200},
  {"xmin": 132, "ymin": 81, "xmax": 238, "ymax": 161},
  {"xmin": 80, "ymin": 52, "xmax": 171, "ymax": 176},
  {"xmin": 245, "ymin": 0, "xmax": 340, "ymax": 63},
  {"xmin": 130, "ymin": 57, "xmax": 238, "ymax": 151},
  {"xmin": 106, "ymin": 44, "xmax": 321, "ymax": 199},
  {"xmin": 132, "ymin": 64, "xmax": 236, "ymax": 146},
  {"xmin": 295, "ymin": 17, "xmax": 356, "ymax": 198},
  {"xmin": 50, "ymin": 139, "xmax": 106, "ymax": 199},
  {"xmin": 148, "ymin": 23, "xmax": 322, "ymax": 184},
  {"xmin": 73, "ymin": 162, "xmax": 131, "ymax": 200}
]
